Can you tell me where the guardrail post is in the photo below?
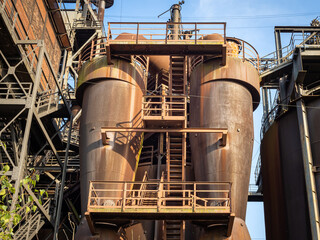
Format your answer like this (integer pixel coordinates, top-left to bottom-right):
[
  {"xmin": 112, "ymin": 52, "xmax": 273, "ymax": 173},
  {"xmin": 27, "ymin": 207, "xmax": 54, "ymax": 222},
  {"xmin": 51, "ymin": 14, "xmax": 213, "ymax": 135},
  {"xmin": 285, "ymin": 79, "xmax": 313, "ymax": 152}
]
[
  {"xmin": 193, "ymin": 182, "xmax": 196, "ymax": 212},
  {"xmin": 122, "ymin": 183, "xmax": 126, "ymax": 212},
  {"xmin": 90, "ymin": 39, "xmax": 94, "ymax": 61},
  {"xmin": 157, "ymin": 181, "xmax": 162, "ymax": 212},
  {"xmin": 136, "ymin": 23, "xmax": 139, "ymax": 44},
  {"xmin": 107, "ymin": 22, "xmax": 110, "ymax": 42},
  {"xmin": 165, "ymin": 23, "xmax": 168, "ymax": 44},
  {"xmin": 162, "ymin": 95, "xmax": 165, "ymax": 118},
  {"xmin": 224, "ymin": 23, "xmax": 226, "ymax": 44},
  {"xmin": 229, "ymin": 183, "xmax": 232, "ymax": 212},
  {"xmin": 242, "ymin": 41, "xmax": 245, "ymax": 62},
  {"xmin": 88, "ymin": 182, "xmax": 92, "ymax": 208},
  {"xmin": 195, "ymin": 23, "xmax": 197, "ymax": 44}
]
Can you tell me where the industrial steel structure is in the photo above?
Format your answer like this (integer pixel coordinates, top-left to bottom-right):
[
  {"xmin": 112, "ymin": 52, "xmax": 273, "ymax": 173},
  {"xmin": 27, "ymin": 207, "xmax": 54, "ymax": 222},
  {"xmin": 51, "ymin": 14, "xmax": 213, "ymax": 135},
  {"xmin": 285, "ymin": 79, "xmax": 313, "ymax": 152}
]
[
  {"xmin": 1, "ymin": 0, "xmax": 318, "ymax": 240},
  {"xmin": 258, "ymin": 20, "xmax": 320, "ymax": 240}
]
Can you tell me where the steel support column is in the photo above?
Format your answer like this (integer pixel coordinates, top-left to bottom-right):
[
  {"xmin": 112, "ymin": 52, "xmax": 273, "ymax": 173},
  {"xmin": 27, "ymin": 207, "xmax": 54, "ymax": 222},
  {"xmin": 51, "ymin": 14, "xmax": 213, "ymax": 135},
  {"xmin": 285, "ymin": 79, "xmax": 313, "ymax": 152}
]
[
  {"xmin": 10, "ymin": 41, "xmax": 45, "ymax": 213},
  {"xmin": 296, "ymin": 94, "xmax": 320, "ymax": 240}
]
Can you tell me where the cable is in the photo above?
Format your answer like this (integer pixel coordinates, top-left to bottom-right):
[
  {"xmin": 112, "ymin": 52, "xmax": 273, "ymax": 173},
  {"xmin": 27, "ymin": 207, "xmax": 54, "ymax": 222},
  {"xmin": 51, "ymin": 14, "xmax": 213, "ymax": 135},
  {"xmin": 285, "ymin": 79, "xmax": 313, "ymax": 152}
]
[{"xmin": 105, "ymin": 11, "xmax": 320, "ymax": 20}]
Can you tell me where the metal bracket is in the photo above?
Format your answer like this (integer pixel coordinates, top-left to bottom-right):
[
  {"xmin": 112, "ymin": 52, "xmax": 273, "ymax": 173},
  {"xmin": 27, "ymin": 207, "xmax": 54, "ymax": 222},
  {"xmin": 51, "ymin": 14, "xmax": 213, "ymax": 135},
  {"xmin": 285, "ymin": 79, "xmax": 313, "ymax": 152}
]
[
  {"xmin": 11, "ymin": 166, "xmax": 19, "ymax": 180},
  {"xmin": 85, "ymin": 212, "xmax": 97, "ymax": 235},
  {"xmin": 25, "ymin": 97, "xmax": 32, "ymax": 109},
  {"xmin": 226, "ymin": 213, "xmax": 235, "ymax": 237}
]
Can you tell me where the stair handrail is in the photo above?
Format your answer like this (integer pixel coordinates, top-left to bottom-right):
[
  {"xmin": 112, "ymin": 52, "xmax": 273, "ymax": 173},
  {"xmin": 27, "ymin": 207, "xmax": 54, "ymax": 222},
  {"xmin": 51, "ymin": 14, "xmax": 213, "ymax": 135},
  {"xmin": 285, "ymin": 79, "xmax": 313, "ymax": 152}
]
[{"xmin": 138, "ymin": 171, "xmax": 149, "ymax": 205}]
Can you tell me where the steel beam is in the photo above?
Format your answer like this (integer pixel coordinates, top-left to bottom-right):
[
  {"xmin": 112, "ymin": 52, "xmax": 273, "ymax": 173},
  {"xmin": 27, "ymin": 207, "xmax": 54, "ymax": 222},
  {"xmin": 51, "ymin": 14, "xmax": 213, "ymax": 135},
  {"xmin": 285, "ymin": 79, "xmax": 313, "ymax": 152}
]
[
  {"xmin": 101, "ymin": 127, "xmax": 228, "ymax": 147},
  {"xmin": 22, "ymin": 184, "xmax": 52, "ymax": 225},
  {"xmin": 101, "ymin": 127, "xmax": 228, "ymax": 133},
  {"xmin": 9, "ymin": 42, "xmax": 45, "ymax": 214},
  {"xmin": 296, "ymin": 96, "xmax": 320, "ymax": 240},
  {"xmin": 34, "ymin": 112, "xmax": 63, "ymax": 168}
]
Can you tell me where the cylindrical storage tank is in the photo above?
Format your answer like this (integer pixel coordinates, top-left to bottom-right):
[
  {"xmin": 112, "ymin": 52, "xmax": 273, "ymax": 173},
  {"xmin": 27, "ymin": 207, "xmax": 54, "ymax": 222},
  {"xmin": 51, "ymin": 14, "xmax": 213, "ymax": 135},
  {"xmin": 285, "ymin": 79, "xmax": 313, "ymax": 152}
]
[
  {"xmin": 189, "ymin": 40, "xmax": 260, "ymax": 237},
  {"xmin": 260, "ymin": 98, "xmax": 320, "ymax": 240},
  {"xmin": 76, "ymin": 56, "xmax": 145, "ymax": 214}
]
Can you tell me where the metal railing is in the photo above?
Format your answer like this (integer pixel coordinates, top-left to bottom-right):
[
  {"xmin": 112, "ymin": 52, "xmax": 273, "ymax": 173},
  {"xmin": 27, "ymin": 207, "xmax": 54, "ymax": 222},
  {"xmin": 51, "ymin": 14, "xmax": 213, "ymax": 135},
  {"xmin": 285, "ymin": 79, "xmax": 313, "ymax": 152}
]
[
  {"xmin": 78, "ymin": 38, "xmax": 108, "ymax": 67},
  {"xmin": 87, "ymin": 181, "xmax": 231, "ymax": 213},
  {"xmin": 254, "ymin": 156, "xmax": 262, "ymax": 184},
  {"xmin": 260, "ymin": 89, "xmax": 280, "ymax": 137},
  {"xmin": 0, "ymin": 82, "xmax": 32, "ymax": 99},
  {"xmin": 77, "ymin": 37, "xmax": 149, "ymax": 77},
  {"xmin": 260, "ymin": 31, "xmax": 320, "ymax": 73},
  {"xmin": 142, "ymin": 95, "xmax": 187, "ymax": 119},
  {"xmin": 107, "ymin": 22, "xmax": 226, "ymax": 45},
  {"xmin": 14, "ymin": 199, "xmax": 50, "ymax": 240},
  {"xmin": 190, "ymin": 37, "xmax": 260, "ymax": 71},
  {"xmin": 227, "ymin": 37, "xmax": 260, "ymax": 70},
  {"xmin": 139, "ymin": 146, "xmax": 154, "ymax": 165}
]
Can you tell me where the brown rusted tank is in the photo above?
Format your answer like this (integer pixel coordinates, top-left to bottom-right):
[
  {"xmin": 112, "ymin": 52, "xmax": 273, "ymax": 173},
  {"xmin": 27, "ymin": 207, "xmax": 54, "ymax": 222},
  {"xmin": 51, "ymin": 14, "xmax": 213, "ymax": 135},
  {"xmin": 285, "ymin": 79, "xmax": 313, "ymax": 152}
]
[
  {"xmin": 77, "ymin": 56, "xmax": 145, "ymax": 213},
  {"xmin": 260, "ymin": 98, "xmax": 320, "ymax": 240},
  {"xmin": 75, "ymin": 31, "xmax": 148, "ymax": 239},
  {"xmin": 189, "ymin": 35, "xmax": 260, "ymax": 238},
  {"xmin": 75, "ymin": 56, "xmax": 145, "ymax": 240}
]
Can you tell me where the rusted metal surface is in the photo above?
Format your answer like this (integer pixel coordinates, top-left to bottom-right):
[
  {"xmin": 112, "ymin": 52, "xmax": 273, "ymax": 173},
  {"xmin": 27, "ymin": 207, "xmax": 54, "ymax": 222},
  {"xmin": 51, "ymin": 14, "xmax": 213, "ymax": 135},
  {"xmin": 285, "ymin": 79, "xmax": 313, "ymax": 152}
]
[
  {"xmin": 190, "ymin": 56, "xmax": 260, "ymax": 222},
  {"xmin": 148, "ymin": 56, "xmax": 170, "ymax": 73},
  {"xmin": 77, "ymin": 58, "xmax": 145, "ymax": 217},
  {"xmin": 261, "ymin": 99, "xmax": 320, "ymax": 240},
  {"xmin": 260, "ymin": 121, "xmax": 288, "ymax": 240},
  {"xmin": 198, "ymin": 217, "xmax": 250, "ymax": 240},
  {"xmin": 77, "ymin": 57, "xmax": 146, "ymax": 103}
]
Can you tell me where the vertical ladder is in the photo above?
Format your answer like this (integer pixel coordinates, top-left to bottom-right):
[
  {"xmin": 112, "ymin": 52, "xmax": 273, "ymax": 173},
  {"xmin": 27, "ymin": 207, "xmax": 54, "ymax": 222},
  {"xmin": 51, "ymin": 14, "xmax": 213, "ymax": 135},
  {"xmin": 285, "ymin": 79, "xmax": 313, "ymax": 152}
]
[
  {"xmin": 165, "ymin": 132, "xmax": 186, "ymax": 240},
  {"xmin": 164, "ymin": 55, "xmax": 187, "ymax": 240},
  {"xmin": 169, "ymin": 56, "xmax": 187, "ymax": 95},
  {"xmin": 166, "ymin": 133, "xmax": 185, "ymax": 183}
]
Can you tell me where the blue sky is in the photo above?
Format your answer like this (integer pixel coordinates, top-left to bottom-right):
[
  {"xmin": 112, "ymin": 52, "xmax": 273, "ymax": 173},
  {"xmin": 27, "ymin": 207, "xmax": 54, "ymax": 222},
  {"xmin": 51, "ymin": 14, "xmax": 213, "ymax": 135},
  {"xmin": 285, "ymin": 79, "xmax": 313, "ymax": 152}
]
[{"xmin": 103, "ymin": 1, "xmax": 320, "ymax": 239}]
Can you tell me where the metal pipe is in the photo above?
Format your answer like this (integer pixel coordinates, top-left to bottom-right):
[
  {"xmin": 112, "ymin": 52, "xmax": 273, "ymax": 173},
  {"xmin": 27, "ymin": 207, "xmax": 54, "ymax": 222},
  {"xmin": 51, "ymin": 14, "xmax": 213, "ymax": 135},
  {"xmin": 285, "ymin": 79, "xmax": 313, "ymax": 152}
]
[
  {"xmin": 262, "ymin": 87, "xmax": 270, "ymax": 122},
  {"xmin": 275, "ymin": 30, "xmax": 282, "ymax": 64},
  {"xmin": 98, "ymin": 0, "xmax": 106, "ymax": 23},
  {"xmin": 170, "ymin": 4, "xmax": 181, "ymax": 40},
  {"xmin": 53, "ymin": 113, "xmax": 73, "ymax": 240}
]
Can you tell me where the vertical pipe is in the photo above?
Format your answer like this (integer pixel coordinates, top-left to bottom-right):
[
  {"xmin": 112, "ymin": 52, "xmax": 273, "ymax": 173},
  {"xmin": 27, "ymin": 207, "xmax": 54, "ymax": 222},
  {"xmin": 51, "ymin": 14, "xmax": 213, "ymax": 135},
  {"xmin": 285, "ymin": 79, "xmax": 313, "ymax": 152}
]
[
  {"xmin": 170, "ymin": 4, "xmax": 181, "ymax": 40},
  {"xmin": 53, "ymin": 114, "xmax": 73, "ymax": 240},
  {"xmin": 262, "ymin": 87, "xmax": 269, "ymax": 125},
  {"xmin": 275, "ymin": 30, "xmax": 282, "ymax": 64},
  {"xmin": 98, "ymin": 0, "xmax": 106, "ymax": 23}
]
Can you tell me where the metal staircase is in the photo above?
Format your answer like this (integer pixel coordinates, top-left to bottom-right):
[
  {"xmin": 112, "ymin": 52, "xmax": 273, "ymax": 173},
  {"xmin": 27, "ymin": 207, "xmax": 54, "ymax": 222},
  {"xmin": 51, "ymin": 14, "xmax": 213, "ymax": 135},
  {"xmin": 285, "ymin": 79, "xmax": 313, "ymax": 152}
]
[{"xmin": 14, "ymin": 200, "xmax": 51, "ymax": 240}]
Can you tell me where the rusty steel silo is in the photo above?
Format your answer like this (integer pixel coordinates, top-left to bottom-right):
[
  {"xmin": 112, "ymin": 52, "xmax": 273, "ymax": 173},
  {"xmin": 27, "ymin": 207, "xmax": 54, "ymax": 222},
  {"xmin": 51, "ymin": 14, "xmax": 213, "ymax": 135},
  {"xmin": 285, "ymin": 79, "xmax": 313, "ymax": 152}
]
[
  {"xmin": 189, "ymin": 35, "xmax": 260, "ymax": 239},
  {"xmin": 75, "ymin": 36, "xmax": 146, "ymax": 238}
]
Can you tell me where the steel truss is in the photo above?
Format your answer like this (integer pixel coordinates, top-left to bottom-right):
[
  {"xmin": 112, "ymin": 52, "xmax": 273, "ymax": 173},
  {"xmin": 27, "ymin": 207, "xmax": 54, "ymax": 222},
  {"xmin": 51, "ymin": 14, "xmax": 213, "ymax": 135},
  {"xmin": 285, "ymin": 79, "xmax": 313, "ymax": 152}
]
[{"xmin": 0, "ymin": 0, "xmax": 103, "ymax": 239}]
